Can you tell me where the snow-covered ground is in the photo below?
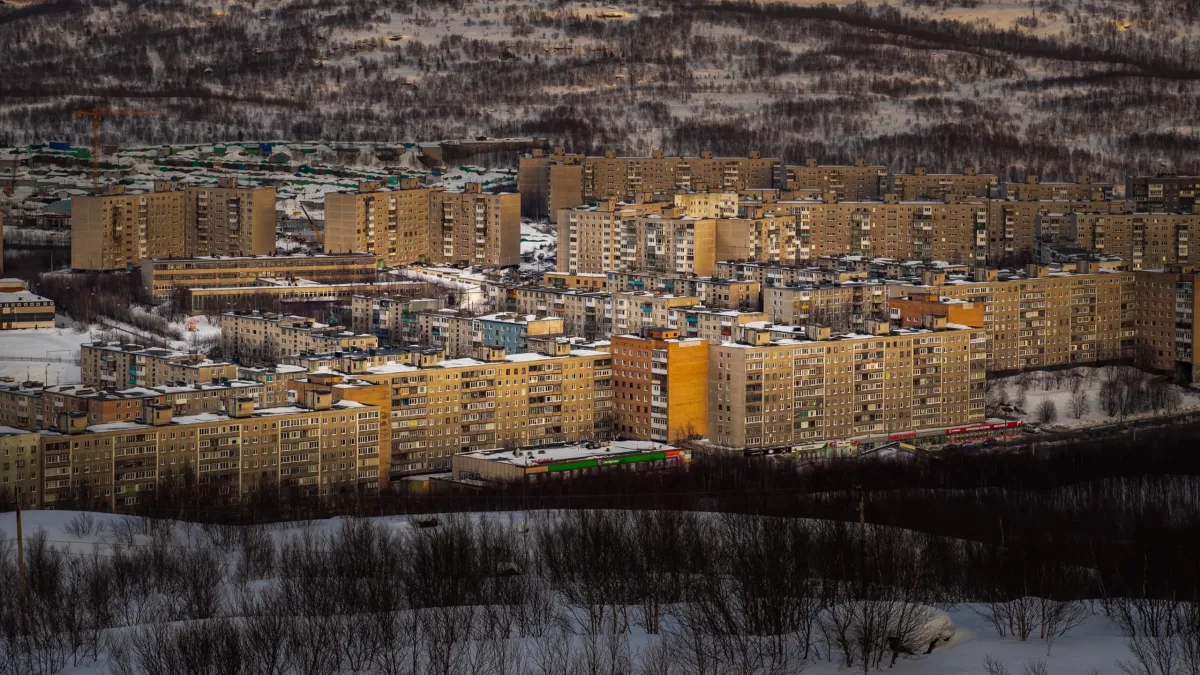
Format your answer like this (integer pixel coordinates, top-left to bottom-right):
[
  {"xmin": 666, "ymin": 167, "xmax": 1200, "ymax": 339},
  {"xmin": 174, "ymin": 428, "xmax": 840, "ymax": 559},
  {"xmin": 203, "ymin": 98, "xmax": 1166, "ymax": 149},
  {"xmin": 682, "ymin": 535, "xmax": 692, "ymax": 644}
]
[
  {"xmin": 0, "ymin": 510, "xmax": 1144, "ymax": 674},
  {"xmin": 0, "ymin": 321, "xmax": 98, "ymax": 384},
  {"xmin": 991, "ymin": 366, "xmax": 1200, "ymax": 430}
]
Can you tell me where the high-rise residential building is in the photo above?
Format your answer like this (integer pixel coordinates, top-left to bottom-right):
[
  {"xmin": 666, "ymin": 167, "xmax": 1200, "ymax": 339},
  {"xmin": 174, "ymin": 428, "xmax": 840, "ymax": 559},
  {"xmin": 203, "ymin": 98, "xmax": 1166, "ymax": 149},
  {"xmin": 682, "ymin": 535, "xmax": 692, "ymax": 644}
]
[
  {"xmin": 776, "ymin": 159, "xmax": 887, "ymax": 201},
  {"xmin": 1125, "ymin": 175, "xmax": 1200, "ymax": 213},
  {"xmin": 71, "ymin": 183, "xmax": 186, "ymax": 271},
  {"xmin": 557, "ymin": 198, "xmax": 667, "ymax": 274},
  {"xmin": 894, "ymin": 264, "xmax": 1136, "ymax": 371},
  {"xmin": 517, "ymin": 147, "xmax": 560, "ymax": 220},
  {"xmin": 1133, "ymin": 266, "xmax": 1200, "ymax": 382},
  {"xmin": 709, "ymin": 321, "xmax": 986, "ymax": 451},
  {"xmin": 714, "ymin": 213, "xmax": 801, "ymax": 264},
  {"xmin": 141, "ymin": 253, "xmax": 380, "ymax": 304},
  {"xmin": 612, "ymin": 328, "xmax": 709, "ymax": 442},
  {"xmin": 429, "ymin": 183, "xmax": 521, "ymax": 267},
  {"xmin": 611, "ymin": 291, "xmax": 700, "ymax": 336},
  {"xmin": 1067, "ymin": 212, "xmax": 1200, "ymax": 269},
  {"xmin": 184, "ymin": 177, "xmax": 276, "ymax": 258},
  {"xmin": 987, "ymin": 198, "xmax": 1130, "ymax": 263},
  {"xmin": 0, "ymin": 427, "xmax": 41, "ymax": 509},
  {"xmin": 540, "ymin": 149, "xmax": 779, "ymax": 223},
  {"xmin": 673, "ymin": 191, "xmax": 739, "ymax": 219},
  {"xmin": 623, "ymin": 213, "xmax": 718, "ymax": 276},
  {"xmin": 323, "ymin": 179, "xmax": 432, "ymax": 265},
  {"xmin": 890, "ymin": 167, "xmax": 998, "ymax": 200}
]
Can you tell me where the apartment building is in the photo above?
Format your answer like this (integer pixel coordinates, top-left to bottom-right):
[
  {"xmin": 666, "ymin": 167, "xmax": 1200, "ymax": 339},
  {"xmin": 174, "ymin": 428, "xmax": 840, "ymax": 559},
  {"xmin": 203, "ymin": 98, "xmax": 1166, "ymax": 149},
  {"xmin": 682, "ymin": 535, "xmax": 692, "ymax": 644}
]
[
  {"xmin": 71, "ymin": 183, "xmax": 186, "ymax": 271},
  {"xmin": 763, "ymin": 281, "xmax": 888, "ymax": 327},
  {"xmin": 284, "ymin": 343, "xmax": 614, "ymax": 474},
  {"xmin": 518, "ymin": 148, "xmax": 557, "ymax": 220},
  {"xmin": 0, "ymin": 426, "xmax": 41, "ymax": 509},
  {"xmin": 889, "ymin": 292, "xmax": 986, "ymax": 330},
  {"xmin": 141, "ymin": 253, "xmax": 380, "ymax": 304},
  {"xmin": 714, "ymin": 214, "xmax": 801, "ymax": 264},
  {"xmin": 38, "ymin": 391, "xmax": 384, "ymax": 511},
  {"xmin": 479, "ymin": 313, "xmax": 565, "ymax": 353},
  {"xmin": 184, "ymin": 177, "xmax": 276, "ymax": 258},
  {"xmin": 709, "ymin": 321, "xmax": 986, "ymax": 451},
  {"xmin": 412, "ymin": 311, "xmax": 563, "ymax": 358},
  {"xmin": 606, "ymin": 271, "xmax": 760, "ymax": 310},
  {"xmin": 557, "ymin": 199, "xmax": 666, "ymax": 274},
  {"xmin": 323, "ymin": 179, "xmax": 432, "ymax": 265},
  {"xmin": 220, "ymin": 311, "xmax": 378, "ymax": 364},
  {"xmin": 663, "ymin": 306, "xmax": 766, "ymax": 343},
  {"xmin": 543, "ymin": 272, "xmax": 607, "ymax": 292},
  {"xmin": 497, "ymin": 286, "xmax": 611, "ymax": 339},
  {"xmin": 81, "ymin": 343, "xmax": 238, "ymax": 389},
  {"xmin": 1126, "ymin": 175, "xmax": 1200, "ymax": 213},
  {"xmin": 987, "ymin": 199, "xmax": 1130, "ymax": 263},
  {"xmin": 1003, "ymin": 175, "xmax": 1111, "ymax": 201},
  {"xmin": 1133, "ymin": 266, "xmax": 1200, "ymax": 382},
  {"xmin": 776, "ymin": 159, "xmax": 887, "ymax": 201},
  {"xmin": 894, "ymin": 264, "xmax": 1136, "ymax": 372},
  {"xmin": 236, "ymin": 364, "xmax": 309, "ymax": 408},
  {"xmin": 612, "ymin": 329, "xmax": 709, "ymax": 442},
  {"xmin": 414, "ymin": 310, "xmax": 481, "ymax": 358},
  {"xmin": 351, "ymin": 295, "xmax": 444, "ymax": 338},
  {"xmin": 673, "ymin": 191, "xmax": 739, "ymax": 219},
  {"xmin": 559, "ymin": 149, "xmax": 778, "ymax": 211},
  {"xmin": 429, "ymin": 183, "xmax": 521, "ymax": 267},
  {"xmin": 715, "ymin": 261, "xmax": 866, "ymax": 288},
  {"xmin": 1067, "ymin": 212, "xmax": 1200, "ymax": 270},
  {"xmin": 890, "ymin": 167, "xmax": 997, "ymax": 200},
  {"xmin": 624, "ymin": 214, "xmax": 718, "ymax": 276},
  {"xmin": 0, "ymin": 286, "xmax": 54, "ymax": 329},
  {"xmin": 611, "ymin": 291, "xmax": 700, "ymax": 335},
  {"xmin": 0, "ymin": 380, "xmax": 43, "ymax": 430},
  {"xmin": 40, "ymin": 379, "xmax": 266, "ymax": 430}
]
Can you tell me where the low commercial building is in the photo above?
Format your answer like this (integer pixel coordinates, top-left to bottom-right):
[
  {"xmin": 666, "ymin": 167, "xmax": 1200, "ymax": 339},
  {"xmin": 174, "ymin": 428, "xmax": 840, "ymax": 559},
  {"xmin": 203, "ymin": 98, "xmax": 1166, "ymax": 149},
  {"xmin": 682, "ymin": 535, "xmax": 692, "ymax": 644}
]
[
  {"xmin": 141, "ymin": 253, "xmax": 380, "ymax": 305},
  {"xmin": 0, "ymin": 286, "xmax": 55, "ymax": 329},
  {"xmin": 180, "ymin": 279, "xmax": 430, "ymax": 315},
  {"xmin": 452, "ymin": 439, "xmax": 689, "ymax": 483}
]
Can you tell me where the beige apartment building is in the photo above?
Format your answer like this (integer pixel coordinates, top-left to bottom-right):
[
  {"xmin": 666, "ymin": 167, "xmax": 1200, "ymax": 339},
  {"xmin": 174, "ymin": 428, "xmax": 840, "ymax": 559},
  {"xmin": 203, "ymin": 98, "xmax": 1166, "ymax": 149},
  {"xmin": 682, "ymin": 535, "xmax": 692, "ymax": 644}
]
[
  {"xmin": 1068, "ymin": 212, "xmax": 1200, "ymax": 270},
  {"xmin": 611, "ymin": 291, "xmax": 700, "ymax": 335},
  {"xmin": 895, "ymin": 264, "xmax": 1136, "ymax": 372},
  {"xmin": 557, "ymin": 198, "xmax": 667, "ymax": 274},
  {"xmin": 764, "ymin": 281, "xmax": 888, "ymax": 328},
  {"xmin": 987, "ymin": 199, "xmax": 1130, "ymax": 263},
  {"xmin": 625, "ymin": 214, "xmax": 718, "ymax": 276},
  {"xmin": 81, "ymin": 343, "xmax": 238, "ymax": 389},
  {"xmin": 544, "ymin": 271, "xmax": 609, "ymax": 291},
  {"xmin": 1003, "ymin": 175, "xmax": 1111, "ymax": 202},
  {"xmin": 141, "ymin": 253, "xmax": 380, "ymax": 304},
  {"xmin": 709, "ymin": 322, "xmax": 986, "ymax": 450},
  {"xmin": 72, "ymin": 183, "xmax": 186, "ymax": 271},
  {"xmin": 777, "ymin": 159, "xmax": 887, "ymax": 201},
  {"xmin": 518, "ymin": 148, "xmax": 558, "ymax": 220},
  {"xmin": 284, "ymin": 343, "xmax": 614, "ymax": 474},
  {"xmin": 538, "ymin": 149, "xmax": 779, "ymax": 222},
  {"xmin": 674, "ymin": 191, "xmax": 739, "ymax": 219},
  {"xmin": 0, "ymin": 426, "xmax": 41, "ymax": 509},
  {"xmin": 184, "ymin": 178, "xmax": 276, "ymax": 258},
  {"xmin": 606, "ymin": 271, "xmax": 760, "ymax": 310},
  {"xmin": 668, "ymin": 306, "xmax": 770, "ymax": 343},
  {"xmin": 220, "ymin": 311, "xmax": 378, "ymax": 364},
  {"xmin": 715, "ymin": 260, "xmax": 866, "ymax": 288},
  {"xmin": 351, "ymin": 295, "xmax": 443, "ymax": 338},
  {"xmin": 414, "ymin": 310, "xmax": 480, "ymax": 358},
  {"xmin": 1133, "ymin": 266, "xmax": 1200, "ymax": 382},
  {"xmin": 715, "ymin": 214, "xmax": 802, "ymax": 264},
  {"xmin": 496, "ymin": 286, "xmax": 611, "ymax": 339},
  {"xmin": 429, "ymin": 183, "xmax": 521, "ymax": 267},
  {"xmin": 38, "ymin": 391, "xmax": 384, "ymax": 511},
  {"xmin": 323, "ymin": 179, "xmax": 432, "ymax": 265},
  {"xmin": 891, "ymin": 167, "xmax": 997, "ymax": 201}
]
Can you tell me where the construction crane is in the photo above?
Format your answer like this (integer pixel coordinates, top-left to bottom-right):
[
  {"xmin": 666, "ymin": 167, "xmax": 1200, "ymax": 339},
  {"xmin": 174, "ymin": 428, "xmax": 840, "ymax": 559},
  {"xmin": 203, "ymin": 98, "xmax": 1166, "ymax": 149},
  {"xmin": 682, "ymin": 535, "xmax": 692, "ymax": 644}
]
[
  {"xmin": 73, "ymin": 107, "xmax": 160, "ymax": 192},
  {"xmin": 299, "ymin": 201, "xmax": 325, "ymax": 249}
]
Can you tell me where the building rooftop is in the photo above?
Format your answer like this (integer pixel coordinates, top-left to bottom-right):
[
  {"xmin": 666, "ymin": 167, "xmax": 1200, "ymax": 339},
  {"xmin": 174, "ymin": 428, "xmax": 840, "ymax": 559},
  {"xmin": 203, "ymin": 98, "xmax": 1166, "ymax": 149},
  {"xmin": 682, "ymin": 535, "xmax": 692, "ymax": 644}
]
[
  {"xmin": 460, "ymin": 439, "xmax": 679, "ymax": 468},
  {"xmin": 0, "ymin": 291, "xmax": 52, "ymax": 304}
]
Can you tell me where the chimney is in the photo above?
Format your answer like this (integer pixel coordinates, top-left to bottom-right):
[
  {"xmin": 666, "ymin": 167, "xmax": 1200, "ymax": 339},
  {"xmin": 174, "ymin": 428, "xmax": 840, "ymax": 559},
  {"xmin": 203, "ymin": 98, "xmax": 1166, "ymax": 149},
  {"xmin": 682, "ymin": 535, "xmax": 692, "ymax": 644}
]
[
  {"xmin": 225, "ymin": 397, "xmax": 255, "ymax": 418},
  {"xmin": 1026, "ymin": 263, "xmax": 1048, "ymax": 279}
]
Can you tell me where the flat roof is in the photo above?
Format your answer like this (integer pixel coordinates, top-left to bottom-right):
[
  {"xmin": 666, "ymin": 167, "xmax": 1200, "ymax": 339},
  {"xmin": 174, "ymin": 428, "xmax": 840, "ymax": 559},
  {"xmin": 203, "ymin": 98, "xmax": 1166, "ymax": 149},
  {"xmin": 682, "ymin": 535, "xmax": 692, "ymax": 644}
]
[{"xmin": 461, "ymin": 439, "xmax": 680, "ymax": 467}]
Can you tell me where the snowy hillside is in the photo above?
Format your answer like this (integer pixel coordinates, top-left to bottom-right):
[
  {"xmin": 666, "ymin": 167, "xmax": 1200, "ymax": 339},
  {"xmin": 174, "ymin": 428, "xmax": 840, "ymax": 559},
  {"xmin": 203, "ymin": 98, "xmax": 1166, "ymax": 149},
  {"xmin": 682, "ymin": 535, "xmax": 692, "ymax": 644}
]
[{"xmin": 0, "ymin": 509, "xmax": 1170, "ymax": 674}]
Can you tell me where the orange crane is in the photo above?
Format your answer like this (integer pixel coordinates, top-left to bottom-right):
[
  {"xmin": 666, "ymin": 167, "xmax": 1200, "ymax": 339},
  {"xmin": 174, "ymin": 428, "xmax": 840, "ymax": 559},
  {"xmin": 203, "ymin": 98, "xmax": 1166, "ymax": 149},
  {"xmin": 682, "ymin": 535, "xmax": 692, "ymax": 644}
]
[{"xmin": 73, "ymin": 107, "xmax": 161, "ymax": 192}]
